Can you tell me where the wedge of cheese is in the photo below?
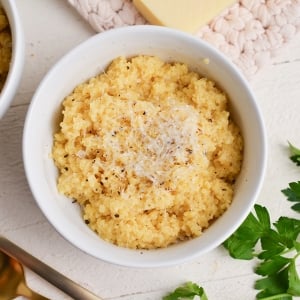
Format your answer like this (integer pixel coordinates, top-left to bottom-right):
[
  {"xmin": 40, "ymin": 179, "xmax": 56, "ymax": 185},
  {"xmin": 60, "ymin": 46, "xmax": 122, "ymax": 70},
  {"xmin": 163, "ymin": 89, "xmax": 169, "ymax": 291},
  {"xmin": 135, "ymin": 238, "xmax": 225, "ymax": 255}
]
[{"xmin": 133, "ymin": 0, "xmax": 236, "ymax": 33}]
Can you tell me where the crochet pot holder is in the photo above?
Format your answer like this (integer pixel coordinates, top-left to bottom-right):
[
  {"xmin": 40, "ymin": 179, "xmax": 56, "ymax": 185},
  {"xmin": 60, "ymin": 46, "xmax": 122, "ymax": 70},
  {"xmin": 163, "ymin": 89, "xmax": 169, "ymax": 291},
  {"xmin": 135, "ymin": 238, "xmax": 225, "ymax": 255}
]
[{"xmin": 68, "ymin": 0, "xmax": 300, "ymax": 79}]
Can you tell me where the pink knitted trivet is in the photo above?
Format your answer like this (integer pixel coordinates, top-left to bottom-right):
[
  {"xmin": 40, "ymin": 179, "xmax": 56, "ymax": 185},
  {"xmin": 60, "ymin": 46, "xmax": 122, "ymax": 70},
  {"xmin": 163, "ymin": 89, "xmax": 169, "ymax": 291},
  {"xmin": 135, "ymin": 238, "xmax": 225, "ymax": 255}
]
[{"xmin": 68, "ymin": 0, "xmax": 300, "ymax": 78}]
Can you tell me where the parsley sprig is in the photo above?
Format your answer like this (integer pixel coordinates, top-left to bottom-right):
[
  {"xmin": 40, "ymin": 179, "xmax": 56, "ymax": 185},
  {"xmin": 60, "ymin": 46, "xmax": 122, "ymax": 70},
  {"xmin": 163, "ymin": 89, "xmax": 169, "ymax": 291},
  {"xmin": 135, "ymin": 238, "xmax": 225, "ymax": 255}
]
[
  {"xmin": 163, "ymin": 281, "xmax": 208, "ymax": 300},
  {"xmin": 282, "ymin": 182, "xmax": 300, "ymax": 212},
  {"xmin": 224, "ymin": 142, "xmax": 300, "ymax": 299},
  {"xmin": 288, "ymin": 142, "xmax": 300, "ymax": 166},
  {"xmin": 224, "ymin": 204, "xmax": 300, "ymax": 299},
  {"xmin": 281, "ymin": 143, "xmax": 300, "ymax": 212}
]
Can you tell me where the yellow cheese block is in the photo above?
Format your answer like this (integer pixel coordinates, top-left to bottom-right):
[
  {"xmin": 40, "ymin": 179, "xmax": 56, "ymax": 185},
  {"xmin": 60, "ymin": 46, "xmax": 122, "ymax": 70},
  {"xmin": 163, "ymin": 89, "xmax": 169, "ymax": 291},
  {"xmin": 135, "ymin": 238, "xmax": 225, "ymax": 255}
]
[{"xmin": 133, "ymin": 0, "xmax": 236, "ymax": 33}]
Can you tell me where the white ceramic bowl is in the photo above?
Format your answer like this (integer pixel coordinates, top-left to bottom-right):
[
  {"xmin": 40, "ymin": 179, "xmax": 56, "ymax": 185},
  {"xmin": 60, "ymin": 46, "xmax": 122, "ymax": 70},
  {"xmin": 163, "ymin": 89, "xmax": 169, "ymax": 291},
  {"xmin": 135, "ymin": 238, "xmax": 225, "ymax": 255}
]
[
  {"xmin": 23, "ymin": 25, "xmax": 267, "ymax": 268},
  {"xmin": 0, "ymin": 0, "xmax": 24, "ymax": 119}
]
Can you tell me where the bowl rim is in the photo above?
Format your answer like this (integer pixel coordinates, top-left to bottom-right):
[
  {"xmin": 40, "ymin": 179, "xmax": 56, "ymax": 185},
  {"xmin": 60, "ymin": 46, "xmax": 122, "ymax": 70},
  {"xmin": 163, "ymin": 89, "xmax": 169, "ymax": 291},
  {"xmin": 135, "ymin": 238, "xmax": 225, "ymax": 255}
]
[
  {"xmin": 0, "ymin": 0, "xmax": 25, "ymax": 119},
  {"xmin": 23, "ymin": 25, "xmax": 267, "ymax": 267}
]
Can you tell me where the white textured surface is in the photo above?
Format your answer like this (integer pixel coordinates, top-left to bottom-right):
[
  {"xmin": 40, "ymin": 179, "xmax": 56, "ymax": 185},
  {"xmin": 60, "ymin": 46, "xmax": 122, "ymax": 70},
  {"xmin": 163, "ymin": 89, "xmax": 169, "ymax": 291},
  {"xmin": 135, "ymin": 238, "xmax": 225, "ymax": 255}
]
[{"xmin": 0, "ymin": 0, "xmax": 299, "ymax": 299}]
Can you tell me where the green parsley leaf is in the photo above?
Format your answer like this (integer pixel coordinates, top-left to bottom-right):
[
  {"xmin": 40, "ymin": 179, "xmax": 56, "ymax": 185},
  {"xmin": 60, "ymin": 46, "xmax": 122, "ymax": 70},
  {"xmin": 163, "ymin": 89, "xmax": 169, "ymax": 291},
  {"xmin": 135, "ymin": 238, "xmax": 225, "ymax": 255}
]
[
  {"xmin": 223, "ymin": 204, "xmax": 270, "ymax": 259},
  {"xmin": 258, "ymin": 230, "xmax": 285, "ymax": 260},
  {"xmin": 274, "ymin": 217, "xmax": 300, "ymax": 247},
  {"xmin": 255, "ymin": 203, "xmax": 272, "ymax": 229},
  {"xmin": 255, "ymin": 266, "xmax": 291, "ymax": 299},
  {"xmin": 282, "ymin": 182, "xmax": 300, "ymax": 213},
  {"xmin": 288, "ymin": 142, "xmax": 300, "ymax": 166},
  {"xmin": 288, "ymin": 258, "xmax": 300, "ymax": 296},
  {"xmin": 224, "ymin": 203, "xmax": 300, "ymax": 299},
  {"xmin": 223, "ymin": 238, "xmax": 256, "ymax": 260},
  {"xmin": 255, "ymin": 255, "xmax": 291, "ymax": 276},
  {"xmin": 163, "ymin": 282, "xmax": 208, "ymax": 300}
]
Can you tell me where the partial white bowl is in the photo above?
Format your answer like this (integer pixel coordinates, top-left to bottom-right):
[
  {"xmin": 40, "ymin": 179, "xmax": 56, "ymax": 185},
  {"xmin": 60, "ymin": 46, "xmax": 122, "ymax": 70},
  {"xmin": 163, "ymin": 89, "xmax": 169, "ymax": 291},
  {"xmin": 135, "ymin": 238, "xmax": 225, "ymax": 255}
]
[
  {"xmin": 23, "ymin": 25, "xmax": 267, "ymax": 268},
  {"xmin": 0, "ymin": 0, "xmax": 24, "ymax": 119}
]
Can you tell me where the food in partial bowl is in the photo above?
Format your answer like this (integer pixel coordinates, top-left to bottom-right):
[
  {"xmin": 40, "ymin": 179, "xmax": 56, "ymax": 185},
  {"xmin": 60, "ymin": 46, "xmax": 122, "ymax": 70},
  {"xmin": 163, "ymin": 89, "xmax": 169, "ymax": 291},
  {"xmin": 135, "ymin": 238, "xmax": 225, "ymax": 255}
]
[
  {"xmin": 0, "ymin": 5, "xmax": 12, "ymax": 90},
  {"xmin": 23, "ymin": 25, "xmax": 266, "ymax": 267},
  {"xmin": 0, "ymin": 0, "xmax": 24, "ymax": 119}
]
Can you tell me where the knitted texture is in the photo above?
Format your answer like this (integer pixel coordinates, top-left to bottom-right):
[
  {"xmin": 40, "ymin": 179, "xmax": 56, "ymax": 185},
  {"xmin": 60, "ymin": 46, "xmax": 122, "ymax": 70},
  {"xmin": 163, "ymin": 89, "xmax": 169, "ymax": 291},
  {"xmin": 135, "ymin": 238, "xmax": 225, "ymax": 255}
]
[{"xmin": 68, "ymin": 0, "xmax": 300, "ymax": 78}]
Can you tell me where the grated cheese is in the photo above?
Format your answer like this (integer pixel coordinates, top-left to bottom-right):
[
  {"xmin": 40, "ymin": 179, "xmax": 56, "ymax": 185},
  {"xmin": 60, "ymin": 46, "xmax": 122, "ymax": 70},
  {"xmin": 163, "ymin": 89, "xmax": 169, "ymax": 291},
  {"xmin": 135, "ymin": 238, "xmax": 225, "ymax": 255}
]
[{"xmin": 108, "ymin": 98, "xmax": 202, "ymax": 185}]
